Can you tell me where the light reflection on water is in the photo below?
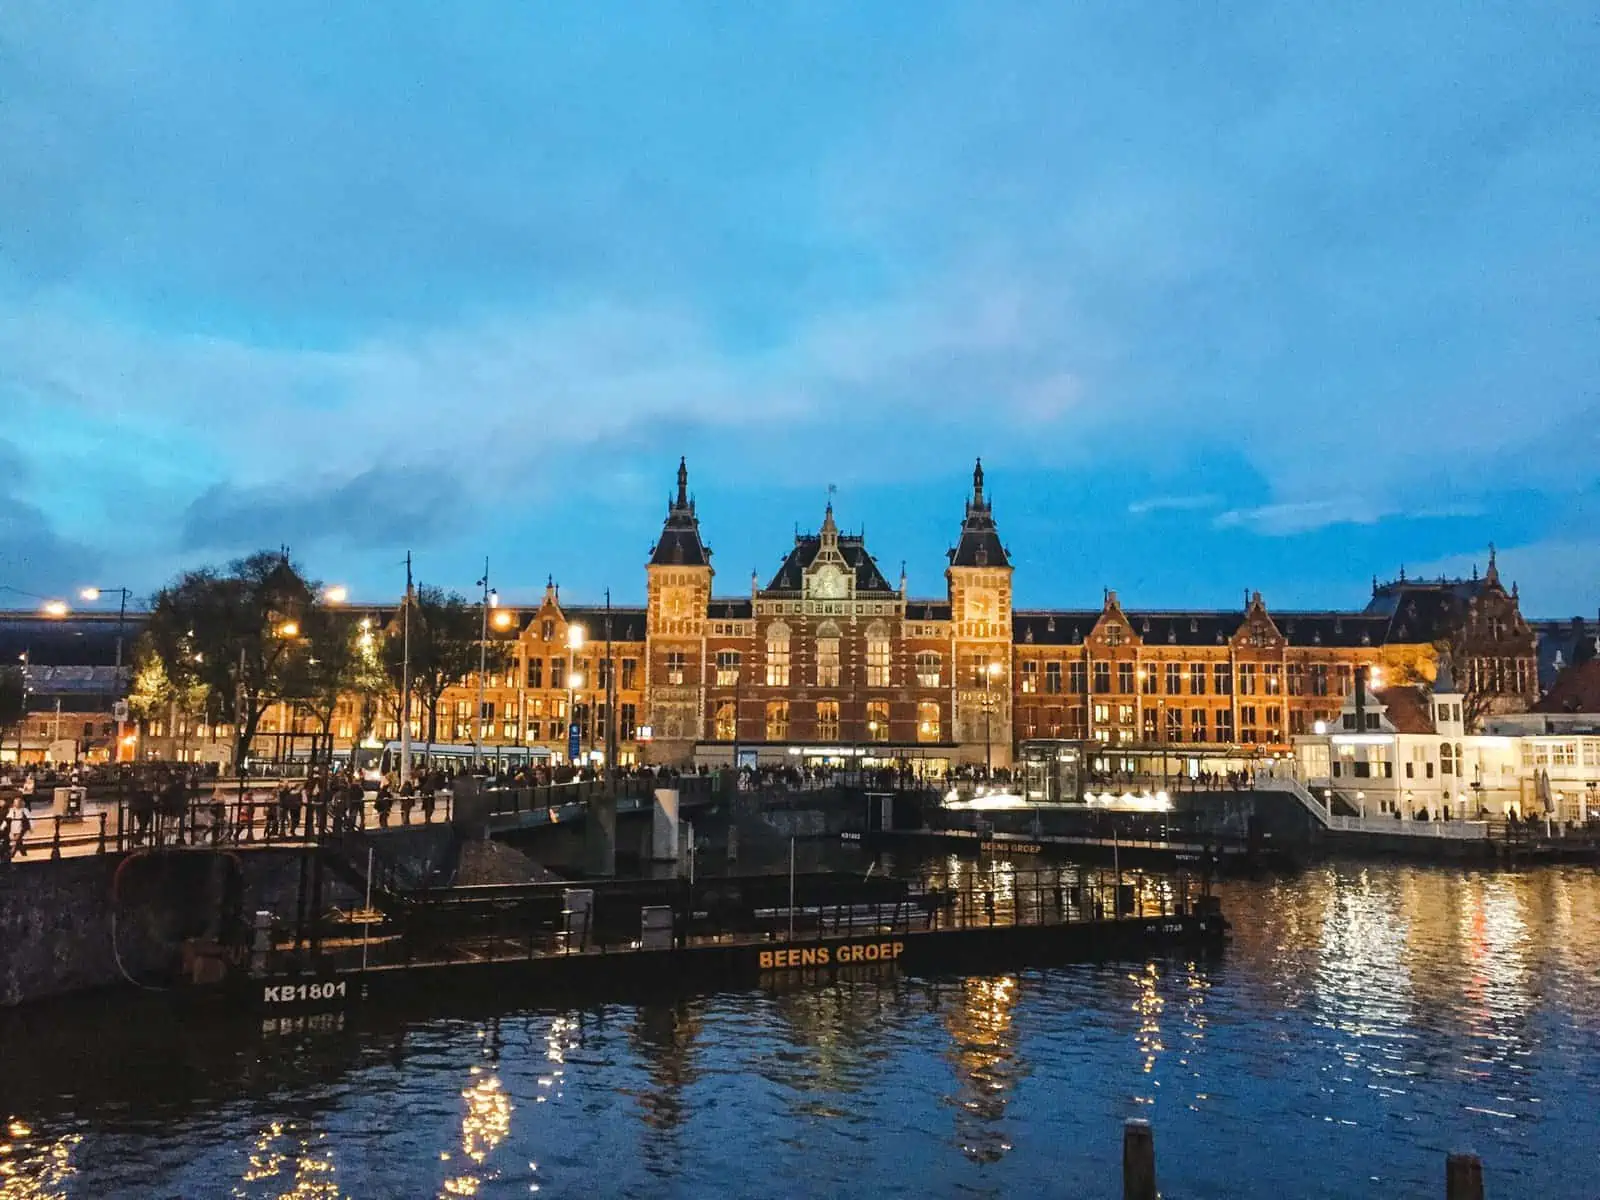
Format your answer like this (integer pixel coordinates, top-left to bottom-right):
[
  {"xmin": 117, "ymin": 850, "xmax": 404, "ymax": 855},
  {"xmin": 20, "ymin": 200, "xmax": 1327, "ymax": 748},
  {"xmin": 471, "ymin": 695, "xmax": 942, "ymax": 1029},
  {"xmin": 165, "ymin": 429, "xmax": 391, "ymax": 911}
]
[{"xmin": 2, "ymin": 863, "xmax": 1598, "ymax": 1198}]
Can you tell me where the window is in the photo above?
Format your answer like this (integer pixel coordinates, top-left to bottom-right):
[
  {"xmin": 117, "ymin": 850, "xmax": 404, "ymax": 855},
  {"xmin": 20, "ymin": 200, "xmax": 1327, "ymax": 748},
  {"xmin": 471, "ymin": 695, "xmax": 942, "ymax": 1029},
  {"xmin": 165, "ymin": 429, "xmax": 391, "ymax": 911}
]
[
  {"xmin": 1240, "ymin": 705, "xmax": 1257, "ymax": 743},
  {"xmin": 1093, "ymin": 702, "xmax": 1110, "ymax": 725},
  {"xmin": 815, "ymin": 700, "xmax": 840, "ymax": 741},
  {"xmin": 1143, "ymin": 709, "xmax": 1159, "ymax": 739},
  {"xmin": 1118, "ymin": 662, "xmax": 1135, "ymax": 694},
  {"xmin": 1117, "ymin": 703, "xmax": 1135, "ymax": 725},
  {"xmin": 1214, "ymin": 663, "xmax": 1232, "ymax": 695},
  {"xmin": 866, "ymin": 622, "xmax": 891, "ymax": 687},
  {"xmin": 526, "ymin": 658, "xmax": 543, "ymax": 689},
  {"xmin": 716, "ymin": 650, "xmax": 741, "ymax": 686},
  {"xmin": 714, "ymin": 700, "xmax": 736, "ymax": 741},
  {"xmin": 1021, "ymin": 661, "xmax": 1039, "ymax": 693},
  {"xmin": 1166, "ymin": 662, "xmax": 1183, "ymax": 695},
  {"xmin": 1215, "ymin": 709, "xmax": 1235, "ymax": 742},
  {"xmin": 917, "ymin": 652, "xmax": 942, "ymax": 688},
  {"xmin": 595, "ymin": 703, "xmax": 609, "ymax": 740},
  {"xmin": 1237, "ymin": 664, "xmax": 1256, "ymax": 695},
  {"xmin": 1067, "ymin": 706, "xmax": 1086, "ymax": 738},
  {"xmin": 620, "ymin": 703, "xmax": 637, "ymax": 741},
  {"xmin": 1310, "ymin": 664, "xmax": 1329, "ymax": 696},
  {"xmin": 1190, "ymin": 709, "xmax": 1208, "ymax": 742},
  {"xmin": 1264, "ymin": 665, "xmax": 1281, "ymax": 695},
  {"xmin": 541, "ymin": 619, "xmax": 554, "ymax": 641},
  {"xmin": 1045, "ymin": 661, "xmax": 1062, "ymax": 694},
  {"xmin": 1166, "ymin": 707, "xmax": 1183, "ymax": 741},
  {"xmin": 765, "ymin": 700, "xmax": 789, "ymax": 740},
  {"xmin": 866, "ymin": 700, "xmax": 890, "ymax": 740},
  {"xmin": 1069, "ymin": 661, "xmax": 1087, "ymax": 693},
  {"xmin": 816, "ymin": 621, "xmax": 841, "ymax": 687},
  {"xmin": 1093, "ymin": 661, "xmax": 1111, "ymax": 693},
  {"xmin": 621, "ymin": 658, "xmax": 638, "ymax": 690},
  {"xmin": 1289, "ymin": 710, "xmax": 1306, "ymax": 735},
  {"xmin": 1583, "ymin": 741, "xmax": 1599, "ymax": 768},
  {"xmin": 917, "ymin": 701, "xmax": 941, "ymax": 742},
  {"xmin": 1335, "ymin": 665, "xmax": 1352, "ymax": 696},
  {"xmin": 766, "ymin": 622, "xmax": 791, "ymax": 687},
  {"xmin": 551, "ymin": 657, "xmax": 565, "ymax": 690},
  {"xmin": 1190, "ymin": 663, "xmax": 1207, "ymax": 695},
  {"xmin": 1106, "ymin": 625, "xmax": 1125, "ymax": 647},
  {"xmin": 1286, "ymin": 664, "xmax": 1304, "ymax": 695},
  {"xmin": 666, "ymin": 651, "xmax": 686, "ymax": 686},
  {"xmin": 1140, "ymin": 666, "xmax": 1157, "ymax": 695},
  {"xmin": 1265, "ymin": 706, "xmax": 1281, "ymax": 738}
]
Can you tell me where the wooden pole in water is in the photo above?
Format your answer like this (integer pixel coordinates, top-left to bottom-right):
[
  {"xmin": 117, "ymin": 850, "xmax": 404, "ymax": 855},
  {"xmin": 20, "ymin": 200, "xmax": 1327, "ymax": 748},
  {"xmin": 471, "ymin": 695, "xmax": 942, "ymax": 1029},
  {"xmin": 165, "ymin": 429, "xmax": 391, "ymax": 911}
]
[
  {"xmin": 788, "ymin": 836, "xmax": 796, "ymax": 942},
  {"xmin": 1122, "ymin": 1118, "xmax": 1156, "ymax": 1200},
  {"xmin": 1445, "ymin": 1153, "xmax": 1484, "ymax": 1200}
]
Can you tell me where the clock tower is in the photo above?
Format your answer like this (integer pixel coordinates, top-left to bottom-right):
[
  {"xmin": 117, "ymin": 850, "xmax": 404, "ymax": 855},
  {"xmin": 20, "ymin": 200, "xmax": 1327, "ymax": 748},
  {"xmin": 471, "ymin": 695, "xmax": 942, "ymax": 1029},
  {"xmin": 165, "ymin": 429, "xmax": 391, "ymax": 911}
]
[
  {"xmin": 947, "ymin": 459, "xmax": 1015, "ymax": 768},
  {"xmin": 645, "ymin": 458, "xmax": 714, "ymax": 763}
]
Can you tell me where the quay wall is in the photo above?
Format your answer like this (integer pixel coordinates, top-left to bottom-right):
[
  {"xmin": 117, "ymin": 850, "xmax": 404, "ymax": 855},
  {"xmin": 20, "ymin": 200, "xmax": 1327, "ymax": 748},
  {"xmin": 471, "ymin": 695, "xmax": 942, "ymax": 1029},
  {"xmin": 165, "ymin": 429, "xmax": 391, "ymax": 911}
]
[{"xmin": 0, "ymin": 826, "xmax": 454, "ymax": 1008}]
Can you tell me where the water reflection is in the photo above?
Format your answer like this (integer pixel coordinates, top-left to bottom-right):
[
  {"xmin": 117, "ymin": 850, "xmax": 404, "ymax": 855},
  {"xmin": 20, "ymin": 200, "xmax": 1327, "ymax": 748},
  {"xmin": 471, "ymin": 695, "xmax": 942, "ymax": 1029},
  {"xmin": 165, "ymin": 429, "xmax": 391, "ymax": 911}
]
[
  {"xmin": 237, "ymin": 1119, "xmax": 339, "ymax": 1198},
  {"xmin": 943, "ymin": 975, "xmax": 1024, "ymax": 1163},
  {"xmin": 0, "ymin": 1119, "xmax": 80, "ymax": 1200}
]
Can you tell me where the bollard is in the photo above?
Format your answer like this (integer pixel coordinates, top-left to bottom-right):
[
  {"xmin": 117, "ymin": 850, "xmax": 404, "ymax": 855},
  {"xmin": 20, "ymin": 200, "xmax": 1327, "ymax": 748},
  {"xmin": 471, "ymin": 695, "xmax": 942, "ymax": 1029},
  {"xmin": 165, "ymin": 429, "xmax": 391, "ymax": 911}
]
[
  {"xmin": 50, "ymin": 816, "xmax": 63, "ymax": 860},
  {"xmin": 1123, "ymin": 1119, "xmax": 1156, "ymax": 1200},
  {"xmin": 1446, "ymin": 1153, "xmax": 1484, "ymax": 1200},
  {"xmin": 97, "ymin": 811, "xmax": 107, "ymax": 855}
]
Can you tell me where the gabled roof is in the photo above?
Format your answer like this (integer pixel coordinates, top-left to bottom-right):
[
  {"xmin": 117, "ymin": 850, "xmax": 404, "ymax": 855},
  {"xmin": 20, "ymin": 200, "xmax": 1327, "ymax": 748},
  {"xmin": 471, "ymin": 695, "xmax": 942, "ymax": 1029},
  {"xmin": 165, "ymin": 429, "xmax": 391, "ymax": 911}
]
[
  {"xmin": 1011, "ymin": 607, "xmax": 1394, "ymax": 649},
  {"xmin": 1374, "ymin": 685, "xmax": 1436, "ymax": 734},
  {"xmin": 563, "ymin": 606, "xmax": 647, "ymax": 643},
  {"xmin": 649, "ymin": 458, "xmax": 712, "ymax": 568},
  {"xmin": 763, "ymin": 532, "xmax": 896, "ymax": 595},
  {"xmin": 1535, "ymin": 660, "xmax": 1600, "ymax": 714},
  {"xmin": 947, "ymin": 459, "xmax": 1011, "ymax": 569}
]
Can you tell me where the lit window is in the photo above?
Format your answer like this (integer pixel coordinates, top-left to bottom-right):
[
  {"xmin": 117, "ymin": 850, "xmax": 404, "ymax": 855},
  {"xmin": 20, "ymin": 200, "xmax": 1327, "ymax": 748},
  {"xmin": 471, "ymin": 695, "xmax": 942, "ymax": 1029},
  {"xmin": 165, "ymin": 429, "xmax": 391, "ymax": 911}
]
[
  {"xmin": 866, "ymin": 700, "xmax": 890, "ymax": 740},
  {"xmin": 766, "ymin": 622, "xmax": 791, "ymax": 687},
  {"xmin": 765, "ymin": 700, "xmax": 789, "ymax": 740},
  {"xmin": 917, "ymin": 701, "xmax": 940, "ymax": 742},
  {"xmin": 816, "ymin": 622, "xmax": 841, "ymax": 687},
  {"xmin": 916, "ymin": 651, "xmax": 941, "ymax": 688},
  {"xmin": 716, "ymin": 650, "xmax": 741, "ymax": 686},
  {"xmin": 816, "ymin": 700, "xmax": 840, "ymax": 741},
  {"xmin": 714, "ymin": 700, "xmax": 736, "ymax": 741},
  {"xmin": 866, "ymin": 622, "xmax": 891, "ymax": 687},
  {"xmin": 666, "ymin": 651, "xmax": 686, "ymax": 685}
]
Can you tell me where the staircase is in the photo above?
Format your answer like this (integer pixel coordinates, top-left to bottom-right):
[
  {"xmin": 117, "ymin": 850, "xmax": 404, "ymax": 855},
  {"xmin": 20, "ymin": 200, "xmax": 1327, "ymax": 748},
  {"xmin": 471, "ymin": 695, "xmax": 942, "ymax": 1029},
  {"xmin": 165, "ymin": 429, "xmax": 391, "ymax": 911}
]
[{"xmin": 1250, "ymin": 766, "xmax": 1334, "ymax": 827}]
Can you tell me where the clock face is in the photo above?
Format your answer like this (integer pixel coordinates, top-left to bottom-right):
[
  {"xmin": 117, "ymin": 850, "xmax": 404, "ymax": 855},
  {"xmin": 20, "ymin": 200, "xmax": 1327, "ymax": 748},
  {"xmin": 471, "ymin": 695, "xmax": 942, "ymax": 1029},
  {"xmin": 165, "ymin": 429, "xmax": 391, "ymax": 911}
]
[
  {"xmin": 968, "ymin": 588, "xmax": 995, "ymax": 621},
  {"xmin": 812, "ymin": 566, "xmax": 845, "ymax": 599}
]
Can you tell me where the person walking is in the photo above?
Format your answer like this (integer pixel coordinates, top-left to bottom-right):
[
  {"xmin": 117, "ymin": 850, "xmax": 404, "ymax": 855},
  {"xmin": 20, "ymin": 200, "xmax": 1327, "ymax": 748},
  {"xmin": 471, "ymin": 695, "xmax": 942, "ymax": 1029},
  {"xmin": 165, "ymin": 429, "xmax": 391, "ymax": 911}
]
[{"xmin": 4, "ymin": 795, "xmax": 31, "ymax": 860}]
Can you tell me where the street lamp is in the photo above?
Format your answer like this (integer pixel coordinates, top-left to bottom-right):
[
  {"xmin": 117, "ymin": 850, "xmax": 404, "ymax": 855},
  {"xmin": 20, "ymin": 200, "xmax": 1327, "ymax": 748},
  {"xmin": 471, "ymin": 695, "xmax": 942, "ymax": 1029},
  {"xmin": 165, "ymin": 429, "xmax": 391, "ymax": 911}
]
[
  {"xmin": 984, "ymin": 660, "xmax": 1002, "ymax": 776},
  {"xmin": 278, "ymin": 621, "xmax": 300, "ymax": 639},
  {"xmin": 80, "ymin": 585, "xmax": 135, "ymax": 762},
  {"xmin": 322, "ymin": 585, "xmax": 349, "ymax": 605},
  {"xmin": 41, "ymin": 599, "xmax": 69, "ymax": 617},
  {"xmin": 475, "ymin": 559, "xmax": 496, "ymax": 770}
]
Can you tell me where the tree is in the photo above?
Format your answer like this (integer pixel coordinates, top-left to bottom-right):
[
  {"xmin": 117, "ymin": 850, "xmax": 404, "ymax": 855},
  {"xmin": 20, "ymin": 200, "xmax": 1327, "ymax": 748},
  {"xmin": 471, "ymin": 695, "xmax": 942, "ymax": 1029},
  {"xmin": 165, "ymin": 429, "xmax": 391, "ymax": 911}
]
[
  {"xmin": 0, "ymin": 666, "xmax": 25, "ymax": 760},
  {"xmin": 145, "ymin": 550, "xmax": 315, "ymax": 768},
  {"xmin": 1431, "ymin": 636, "xmax": 1493, "ymax": 732},
  {"xmin": 126, "ymin": 639, "xmax": 208, "ymax": 753},
  {"xmin": 280, "ymin": 604, "xmax": 363, "ymax": 770},
  {"xmin": 381, "ymin": 584, "xmax": 507, "ymax": 760}
]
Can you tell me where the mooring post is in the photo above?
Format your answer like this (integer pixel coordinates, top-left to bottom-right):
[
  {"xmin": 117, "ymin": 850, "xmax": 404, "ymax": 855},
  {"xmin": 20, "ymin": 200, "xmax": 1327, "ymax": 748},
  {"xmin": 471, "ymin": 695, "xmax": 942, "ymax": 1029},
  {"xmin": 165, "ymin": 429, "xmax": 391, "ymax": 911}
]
[
  {"xmin": 1123, "ymin": 1119, "xmax": 1156, "ymax": 1200},
  {"xmin": 1445, "ymin": 1152, "xmax": 1484, "ymax": 1200}
]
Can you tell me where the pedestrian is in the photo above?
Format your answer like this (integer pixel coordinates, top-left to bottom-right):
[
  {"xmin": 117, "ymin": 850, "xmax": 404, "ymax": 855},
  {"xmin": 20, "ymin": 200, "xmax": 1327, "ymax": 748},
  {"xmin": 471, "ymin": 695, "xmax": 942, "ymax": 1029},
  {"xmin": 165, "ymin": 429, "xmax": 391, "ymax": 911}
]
[{"xmin": 4, "ymin": 795, "xmax": 31, "ymax": 859}]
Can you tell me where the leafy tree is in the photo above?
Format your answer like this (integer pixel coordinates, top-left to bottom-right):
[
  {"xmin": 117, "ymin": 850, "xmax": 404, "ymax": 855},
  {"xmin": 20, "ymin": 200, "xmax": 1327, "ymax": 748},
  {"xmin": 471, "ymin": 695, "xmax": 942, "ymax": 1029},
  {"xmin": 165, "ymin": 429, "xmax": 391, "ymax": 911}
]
[
  {"xmin": 0, "ymin": 666, "xmax": 25, "ymax": 759},
  {"xmin": 381, "ymin": 584, "xmax": 507, "ymax": 759},
  {"xmin": 280, "ymin": 604, "xmax": 364, "ymax": 769},
  {"xmin": 126, "ymin": 639, "xmax": 208, "ymax": 748},
  {"xmin": 145, "ymin": 550, "xmax": 315, "ymax": 768}
]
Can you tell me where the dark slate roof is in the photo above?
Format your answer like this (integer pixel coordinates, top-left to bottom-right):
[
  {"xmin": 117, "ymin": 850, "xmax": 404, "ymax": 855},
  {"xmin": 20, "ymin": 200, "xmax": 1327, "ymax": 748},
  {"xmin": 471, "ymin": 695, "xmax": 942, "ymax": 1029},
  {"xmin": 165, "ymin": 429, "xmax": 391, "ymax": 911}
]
[
  {"xmin": 707, "ymin": 599, "xmax": 754, "ymax": 620},
  {"xmin": 0, "ymin": 613, "xmax": 146, "ymax": 668},
  {"xmin": 1012, "ymin": 608, "xmax": 1393, "ymax": 649},
  {"xmin": 564, "ymin": 606, "xmax": 647, "ymax": 643},
  {"xmin": 1532, "ymin": 617, "xmax": 1598, "ymax": 692},
  {"xmin": 648, "ymin": 457, "xmax": 712, "ymax": 568},
  {"xmin": 763, "ymin": 534, "xmax": 896, "ymax": 596},
  {"xmin": 1535, "ymin": 660, "xmax": 1600, "ymax": 714},
  {"xmin": 905, "ymin": 600, "xmax": 952, "ymax": 621},
  {"xmin": 1363, "ymin": 583, "xmax": 1477, "ymax": 643},
  {"xmin": 947, "ymin": 459, "xmax": 1011, "ymax": 569}
]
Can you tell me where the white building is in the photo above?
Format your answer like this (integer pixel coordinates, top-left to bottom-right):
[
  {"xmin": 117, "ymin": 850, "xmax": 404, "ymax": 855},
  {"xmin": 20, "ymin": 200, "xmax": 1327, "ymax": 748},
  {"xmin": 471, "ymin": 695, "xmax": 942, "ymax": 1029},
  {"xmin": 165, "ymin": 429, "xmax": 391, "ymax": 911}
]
[{"xmin": 1291, "ymin": 664, "xmax": 1597, "ymax": 823}]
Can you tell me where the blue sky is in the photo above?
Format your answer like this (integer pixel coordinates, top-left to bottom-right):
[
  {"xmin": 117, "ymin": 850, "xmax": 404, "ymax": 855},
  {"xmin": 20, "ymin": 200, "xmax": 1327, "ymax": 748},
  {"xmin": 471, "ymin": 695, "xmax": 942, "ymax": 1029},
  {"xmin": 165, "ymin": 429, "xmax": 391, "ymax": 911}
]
[{"xmin": 2, "ymin": 2, "xmax": 1596, "ymax": 616}]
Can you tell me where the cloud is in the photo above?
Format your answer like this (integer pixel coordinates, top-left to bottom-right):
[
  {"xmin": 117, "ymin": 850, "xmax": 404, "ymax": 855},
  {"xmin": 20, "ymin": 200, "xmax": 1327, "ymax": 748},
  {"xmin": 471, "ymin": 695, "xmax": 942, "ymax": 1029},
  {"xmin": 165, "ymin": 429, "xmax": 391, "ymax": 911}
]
[{"xmin": 1128, "ymin": 494, "xmax": 1221, "ymax": 517}]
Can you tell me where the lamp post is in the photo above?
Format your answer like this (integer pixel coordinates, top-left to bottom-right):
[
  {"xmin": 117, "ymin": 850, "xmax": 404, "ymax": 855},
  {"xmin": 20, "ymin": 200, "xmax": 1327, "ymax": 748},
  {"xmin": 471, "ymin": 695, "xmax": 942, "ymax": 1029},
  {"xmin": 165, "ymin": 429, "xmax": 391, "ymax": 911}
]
[
  {"xmin": 983, "ymin": 660, "xmax": 1002, "ymax": 777},
  {"xmin": 80, "ymin": 587, "xmax": 132, "ymax": 762},
  {"xmin": 474, "ymin": 558, "xmax": 496, "ymax": 771},
  {"xmin": 567, "ymin": 622, "xmax": 586, "ymax": 767}
]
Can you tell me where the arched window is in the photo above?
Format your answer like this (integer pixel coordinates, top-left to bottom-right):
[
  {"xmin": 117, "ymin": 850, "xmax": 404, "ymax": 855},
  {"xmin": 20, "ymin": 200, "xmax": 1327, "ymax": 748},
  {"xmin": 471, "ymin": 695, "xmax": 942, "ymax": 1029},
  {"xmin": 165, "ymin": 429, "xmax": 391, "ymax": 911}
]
[
  {"xmin": 866, "ymin": 621, "xmax": 891, "ymax": 687},
  {"xmin": 815, "ymin": 700, "xmax": 840, "ymax": 741},
  {"xmin": 1440, "ymin": 741, "xmax": 1454, "ymax": 776},
  {"xmin": 915, "ymin": 651, "xmax": 941, "ymax": 688},
  {"xmin": 917, "ymin": 701, "xmax": 941, "ymax": 743},
  {"xmin": 766, "ymin": 700, "xmax": 789, "ymax": 741},
  {"xmin": 714, "ymin": 700, "xmax": 736, "ymax": 741},
  {"xmin": 816, "ymin": 621, "xmax": 841, "ymax": 687},
  {"xmin": 765, "ymin": 621, "xmax": 791, "ymax": 687},
  {"xmin": 866, "ymin": 700, "xmax": 890, "ymax": 740}
]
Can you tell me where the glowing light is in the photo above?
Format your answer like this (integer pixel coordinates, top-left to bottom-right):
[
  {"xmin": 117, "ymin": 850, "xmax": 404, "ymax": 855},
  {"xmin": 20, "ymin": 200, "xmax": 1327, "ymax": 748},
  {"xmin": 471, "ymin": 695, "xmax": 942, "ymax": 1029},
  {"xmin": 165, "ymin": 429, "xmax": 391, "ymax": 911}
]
[
  {"xmin": 567, "ymin": 672, "xmax": 583, "ymax": 690},
  {"xmin": 323, "ymin": 585, "xmax": 349, "ymax": 604},
  {"xmin": 1313, "ymin": 720, "xmax": 1328, "ymax": 735},
  {"xmin": 41, "ymin": 599, "xmax": 69, "ymax": 617},
  {"xmin": 278, "ymin": 621, "xmax": 300, "ymax": 638},
  {"xmin": 492, "ymin": 610, "xmax": 514, "ymax": 630},
  {"xmin": 79, "ymin": 587, "xmax": 102, "ymax": 601},
  {"xmin": 567, "ymin": 625, "xmax": 586, "ymax": 651}
]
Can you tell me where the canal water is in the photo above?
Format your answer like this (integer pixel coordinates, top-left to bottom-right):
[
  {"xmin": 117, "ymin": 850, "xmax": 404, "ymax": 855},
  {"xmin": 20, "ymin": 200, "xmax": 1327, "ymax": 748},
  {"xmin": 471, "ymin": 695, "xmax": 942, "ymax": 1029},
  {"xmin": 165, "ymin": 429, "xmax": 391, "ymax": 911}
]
[{"xmin": 2, "ymin": 860, "xmax": 1597, "ymax": 1198}]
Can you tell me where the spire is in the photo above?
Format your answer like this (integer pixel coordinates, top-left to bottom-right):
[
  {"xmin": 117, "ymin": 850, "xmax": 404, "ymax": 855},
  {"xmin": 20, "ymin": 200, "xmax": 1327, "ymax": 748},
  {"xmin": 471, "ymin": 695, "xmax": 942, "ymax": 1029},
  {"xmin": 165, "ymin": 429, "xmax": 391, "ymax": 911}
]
[
  {"xmin": 1486, "ymin": 542, "xmax": 1499, "ymax": 586},
  {"xmin": 973, "ymin": 458, "xmax": 986, "ymax": 508},
  {"xmin": 949, "ymin": 460, "xmax": 1010, "ymax": 570},
  {"xmin": 649, "ymin": 457, "xmax": 711, "ymax": 568}
]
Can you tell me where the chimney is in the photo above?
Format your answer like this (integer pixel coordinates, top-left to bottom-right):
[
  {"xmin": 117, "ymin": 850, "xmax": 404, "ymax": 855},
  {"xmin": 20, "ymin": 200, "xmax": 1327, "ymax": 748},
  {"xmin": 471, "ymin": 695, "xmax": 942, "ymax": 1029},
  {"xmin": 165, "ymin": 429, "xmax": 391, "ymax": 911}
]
[{"xmin": 1354, "ymin": 665, "xmax": 1368, "ymax": 731}]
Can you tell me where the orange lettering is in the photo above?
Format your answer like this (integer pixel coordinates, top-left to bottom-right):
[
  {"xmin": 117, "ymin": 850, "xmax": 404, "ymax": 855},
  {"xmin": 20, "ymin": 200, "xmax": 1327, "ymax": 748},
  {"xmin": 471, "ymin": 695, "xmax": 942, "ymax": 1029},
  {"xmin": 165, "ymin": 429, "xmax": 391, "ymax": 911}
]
[
  {"xmin": 891, "ymin": 941, "xmax": 904, "ymax": 959},
  {"xmin": 759, "ymin": 951, "xmax": 774, "ymax": 969}
]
